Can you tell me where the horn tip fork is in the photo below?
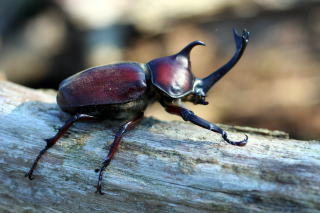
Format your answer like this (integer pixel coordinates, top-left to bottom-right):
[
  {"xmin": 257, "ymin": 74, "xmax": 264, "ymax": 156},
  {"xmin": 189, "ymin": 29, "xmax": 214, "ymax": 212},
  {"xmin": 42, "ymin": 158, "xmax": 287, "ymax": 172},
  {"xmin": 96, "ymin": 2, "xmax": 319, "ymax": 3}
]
[{"xmin": 233, "ymin": 28, "xmax": 250, "ymax": 44}]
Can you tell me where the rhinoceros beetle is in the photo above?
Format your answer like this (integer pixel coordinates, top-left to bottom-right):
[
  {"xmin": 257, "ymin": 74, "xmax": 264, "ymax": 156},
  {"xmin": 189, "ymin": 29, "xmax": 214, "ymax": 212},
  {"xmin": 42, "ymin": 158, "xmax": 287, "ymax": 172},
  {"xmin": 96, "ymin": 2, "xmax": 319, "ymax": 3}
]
[{"xmin": 25, "ymin": 29, "xmax": 250, "ymax": 194}]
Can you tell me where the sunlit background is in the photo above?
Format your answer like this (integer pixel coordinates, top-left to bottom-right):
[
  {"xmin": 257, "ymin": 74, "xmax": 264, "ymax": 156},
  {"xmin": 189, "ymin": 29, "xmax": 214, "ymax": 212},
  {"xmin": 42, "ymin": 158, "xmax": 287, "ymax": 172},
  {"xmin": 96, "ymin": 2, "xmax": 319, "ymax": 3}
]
[{"xmin": 0, "ymin": 0, "xmax": 319, "ymax": 140}]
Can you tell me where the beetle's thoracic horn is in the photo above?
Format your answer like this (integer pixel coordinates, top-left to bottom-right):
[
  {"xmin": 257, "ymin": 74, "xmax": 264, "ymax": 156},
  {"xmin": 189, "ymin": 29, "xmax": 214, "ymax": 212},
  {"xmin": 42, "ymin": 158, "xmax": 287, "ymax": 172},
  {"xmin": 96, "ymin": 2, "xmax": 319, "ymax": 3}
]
[
  {"xmin": 176, "ymin": 40, "xmax": 206, "ymax": 58},
  {"xmin": 201, "ymin": 29, "xmax": 250, "ymax": 93}
]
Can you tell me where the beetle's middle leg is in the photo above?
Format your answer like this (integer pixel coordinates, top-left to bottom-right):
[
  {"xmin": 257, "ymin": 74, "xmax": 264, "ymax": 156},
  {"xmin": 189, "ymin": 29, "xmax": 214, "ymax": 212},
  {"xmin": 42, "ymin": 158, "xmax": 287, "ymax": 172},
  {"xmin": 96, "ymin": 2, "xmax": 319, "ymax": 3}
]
[
  {"xmin": 163, "ymin": 104, "xmax": 248, "ymax": 146},
  {"xmin": 95, "ymin": 113, "xmax": 144, "ymax": 195},
  {"xmin": 25, "ymin": 113, "xmax": 97, "ymax": 180}
]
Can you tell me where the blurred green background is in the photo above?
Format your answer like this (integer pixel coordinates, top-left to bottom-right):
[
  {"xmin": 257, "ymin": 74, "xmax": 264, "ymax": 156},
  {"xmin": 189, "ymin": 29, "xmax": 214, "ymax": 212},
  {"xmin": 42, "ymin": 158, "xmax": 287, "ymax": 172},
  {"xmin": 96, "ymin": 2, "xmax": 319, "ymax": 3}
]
[{"xmin": 0, "ymin": 0, "xmax": 319, "ymax": 140}]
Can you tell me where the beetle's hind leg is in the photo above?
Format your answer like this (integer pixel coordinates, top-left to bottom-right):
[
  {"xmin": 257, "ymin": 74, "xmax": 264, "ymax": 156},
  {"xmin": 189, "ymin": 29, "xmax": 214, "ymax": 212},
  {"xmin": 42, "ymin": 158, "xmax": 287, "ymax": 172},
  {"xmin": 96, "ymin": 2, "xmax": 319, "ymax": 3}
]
[
  {"xmin": 25, "ymin": 113, "xmax": 97, "ymax": 180},
  {"xmin": 95, "ymin": 113, "xmax": 143, "ymax": 195},
  {"xmin": 164, "ymin": 104, "xmax": 248, "ymax": 146}
]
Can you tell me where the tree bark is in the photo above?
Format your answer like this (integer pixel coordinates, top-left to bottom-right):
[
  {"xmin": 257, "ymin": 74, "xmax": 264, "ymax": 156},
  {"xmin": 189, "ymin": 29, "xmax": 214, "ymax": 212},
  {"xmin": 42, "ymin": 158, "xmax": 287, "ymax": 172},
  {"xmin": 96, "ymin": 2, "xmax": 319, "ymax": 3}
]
[{"xmin": 0, "ymin": 80, "xmax": 319, "ymax": 213}]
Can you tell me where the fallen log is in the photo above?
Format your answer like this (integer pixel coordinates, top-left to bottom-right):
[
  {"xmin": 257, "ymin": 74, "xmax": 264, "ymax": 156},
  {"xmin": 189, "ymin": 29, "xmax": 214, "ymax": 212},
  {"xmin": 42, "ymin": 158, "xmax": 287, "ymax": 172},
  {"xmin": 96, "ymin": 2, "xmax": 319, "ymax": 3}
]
[{"xmin": 0, "ymin": 80, "xmax": 319, "ymax": 213}]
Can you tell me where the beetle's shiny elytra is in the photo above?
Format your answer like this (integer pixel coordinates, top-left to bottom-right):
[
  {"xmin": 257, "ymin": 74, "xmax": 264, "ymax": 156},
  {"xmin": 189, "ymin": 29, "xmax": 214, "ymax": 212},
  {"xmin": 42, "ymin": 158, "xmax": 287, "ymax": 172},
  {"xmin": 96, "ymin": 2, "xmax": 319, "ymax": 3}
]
[
  {"xmin": 25, "ymin": 29, "xmax": 250, "ymax": 194},
  {"xmin": 57, "ymin": 62, "xmax": 149, "ymax": 117}
]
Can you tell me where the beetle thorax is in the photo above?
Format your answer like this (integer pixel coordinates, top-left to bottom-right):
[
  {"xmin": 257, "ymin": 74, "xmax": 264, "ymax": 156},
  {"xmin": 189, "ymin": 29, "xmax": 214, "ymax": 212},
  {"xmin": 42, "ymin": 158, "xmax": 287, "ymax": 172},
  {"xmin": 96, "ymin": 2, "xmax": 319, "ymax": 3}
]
[{"xmin": 147, "ymin": 56, "xmax": 194, "ymax": 99}]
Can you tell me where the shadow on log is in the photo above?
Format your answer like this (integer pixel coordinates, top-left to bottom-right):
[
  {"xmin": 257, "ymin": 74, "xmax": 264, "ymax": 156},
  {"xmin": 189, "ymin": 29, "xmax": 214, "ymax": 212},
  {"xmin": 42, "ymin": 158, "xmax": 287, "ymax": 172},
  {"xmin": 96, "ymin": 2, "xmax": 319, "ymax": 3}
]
[{"xmin": 0, "ymin": 80, "xmax": 319, "ymax": 213}]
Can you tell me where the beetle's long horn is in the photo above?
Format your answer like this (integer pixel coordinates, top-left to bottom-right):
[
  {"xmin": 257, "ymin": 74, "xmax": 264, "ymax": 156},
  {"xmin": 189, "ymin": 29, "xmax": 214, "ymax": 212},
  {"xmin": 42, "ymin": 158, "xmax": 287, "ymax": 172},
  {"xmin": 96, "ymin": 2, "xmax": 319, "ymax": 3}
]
[
  {"xmin": 201, "ymin": 29, "xmax": 249, "ymax": 93},
  {"xmin": 176, "ymin": 40, "xmax": 206, "ymax": 58}
]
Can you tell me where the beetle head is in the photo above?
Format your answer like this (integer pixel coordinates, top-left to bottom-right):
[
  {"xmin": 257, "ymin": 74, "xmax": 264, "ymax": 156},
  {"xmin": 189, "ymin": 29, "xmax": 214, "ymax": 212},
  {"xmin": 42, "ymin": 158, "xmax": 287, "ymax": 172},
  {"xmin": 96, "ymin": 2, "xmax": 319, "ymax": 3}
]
[{"xmin": 147, "ymin": 29, "xmax": 249, "ymax": 105}]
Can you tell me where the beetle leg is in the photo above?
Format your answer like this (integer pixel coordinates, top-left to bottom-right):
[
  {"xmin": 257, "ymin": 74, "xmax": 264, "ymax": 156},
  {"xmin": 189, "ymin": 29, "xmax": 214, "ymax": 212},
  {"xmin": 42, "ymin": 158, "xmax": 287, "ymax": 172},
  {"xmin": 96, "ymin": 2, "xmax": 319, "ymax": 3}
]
[
  {"xmin": 164, "ymin": 105, "xmax": 248, "ymax": 146},
  {"xmin": 95, "ymin": 113, "xmax": 143, "ymax": 195},
  {"xmin": 25, "ymin": 113, "xmax": 97, "ymax": 180}
]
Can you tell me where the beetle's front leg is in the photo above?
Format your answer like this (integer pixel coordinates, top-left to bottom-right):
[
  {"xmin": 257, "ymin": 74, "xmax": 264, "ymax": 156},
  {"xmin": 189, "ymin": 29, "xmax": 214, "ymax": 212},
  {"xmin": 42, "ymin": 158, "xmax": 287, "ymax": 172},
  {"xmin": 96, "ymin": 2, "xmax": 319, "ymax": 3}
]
[
  {"xmin": 95, "ymin": 113, "xmax": 144, "ymax": 195},
  {"xmin": 164, "ymin": 104, "xmax": 248, "ymax": 146}
]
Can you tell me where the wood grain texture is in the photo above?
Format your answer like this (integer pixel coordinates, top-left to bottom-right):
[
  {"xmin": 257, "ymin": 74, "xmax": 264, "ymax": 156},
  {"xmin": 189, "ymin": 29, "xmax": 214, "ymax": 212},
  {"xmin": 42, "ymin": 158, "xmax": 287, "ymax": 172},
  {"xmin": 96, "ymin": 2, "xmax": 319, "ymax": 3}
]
[{"xmin": 0, "ymin": 80, "xmax": 319, "ymax": 213}]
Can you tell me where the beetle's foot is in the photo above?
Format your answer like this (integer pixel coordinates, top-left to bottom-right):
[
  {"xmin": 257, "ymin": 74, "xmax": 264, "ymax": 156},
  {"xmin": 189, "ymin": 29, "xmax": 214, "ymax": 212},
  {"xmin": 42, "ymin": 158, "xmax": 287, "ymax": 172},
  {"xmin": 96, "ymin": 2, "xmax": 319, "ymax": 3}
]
[
  {"xmin": 241, "ymin": 29, "xmax": 250, "ymax": 43},
  {"xmin": 222, "ymin": 131, "xmax": 248, "ymax": 146},
  {"xmin": 25, "ymin": 170, "xmax": 35, "ymax": 180},
  {"xmin": 95, "ymin": 184, "xmax": 105, "ymax": 195},
  {"xmin": 95, "ymin": 161, "xmax": 110, "ymax": 195},
  {"xmin": 95, "ymin": 171, "xmax": 106, "ymax": 195}
]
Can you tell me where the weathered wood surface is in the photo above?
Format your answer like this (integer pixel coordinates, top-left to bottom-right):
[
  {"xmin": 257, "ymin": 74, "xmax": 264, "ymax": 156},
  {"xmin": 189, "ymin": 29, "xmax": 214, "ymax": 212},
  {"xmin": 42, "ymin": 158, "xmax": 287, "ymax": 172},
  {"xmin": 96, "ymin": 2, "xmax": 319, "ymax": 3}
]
[{"xmin": 0, "ymin": 80, "xmax": 319, "ymax": 213}]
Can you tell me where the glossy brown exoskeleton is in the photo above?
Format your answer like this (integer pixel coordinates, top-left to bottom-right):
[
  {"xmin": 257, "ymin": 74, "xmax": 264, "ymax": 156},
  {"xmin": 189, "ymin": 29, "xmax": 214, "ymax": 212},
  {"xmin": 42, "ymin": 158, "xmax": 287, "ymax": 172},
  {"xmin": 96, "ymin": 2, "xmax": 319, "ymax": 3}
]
[{"xmin": 26, "ymin": 29, "xmax": 250, "ymax": 194}]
